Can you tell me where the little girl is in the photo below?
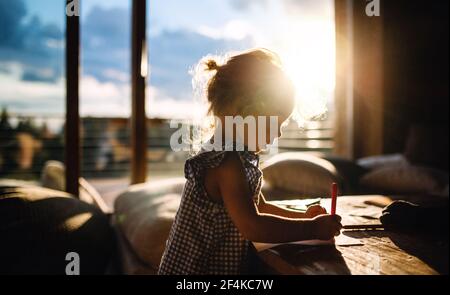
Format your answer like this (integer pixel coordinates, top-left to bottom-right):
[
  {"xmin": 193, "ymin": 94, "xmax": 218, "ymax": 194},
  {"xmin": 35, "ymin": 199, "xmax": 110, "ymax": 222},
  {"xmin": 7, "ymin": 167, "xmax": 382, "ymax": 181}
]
[{"xmin": 158, "ymin": 48, "xmax": 342, "ymax": 275}]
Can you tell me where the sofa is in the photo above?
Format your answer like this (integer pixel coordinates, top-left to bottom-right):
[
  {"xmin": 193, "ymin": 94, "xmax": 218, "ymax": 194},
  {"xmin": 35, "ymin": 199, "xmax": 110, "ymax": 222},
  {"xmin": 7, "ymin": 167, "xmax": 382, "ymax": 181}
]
[
  {"xmin": 0, "ymin": 162, "xmax": 116, "ymax": 275},
  {"xmin": 0, "ymin": 185, "xmax": 116, "ymax": 274}
]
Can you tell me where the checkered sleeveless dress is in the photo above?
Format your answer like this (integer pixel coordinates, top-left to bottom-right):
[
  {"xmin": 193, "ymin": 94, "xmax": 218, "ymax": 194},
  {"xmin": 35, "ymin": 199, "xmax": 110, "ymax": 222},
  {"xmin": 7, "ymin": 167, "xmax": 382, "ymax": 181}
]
[{"xmin": 158, "ymin": 149, "xmax": 263, "ymax": 275}]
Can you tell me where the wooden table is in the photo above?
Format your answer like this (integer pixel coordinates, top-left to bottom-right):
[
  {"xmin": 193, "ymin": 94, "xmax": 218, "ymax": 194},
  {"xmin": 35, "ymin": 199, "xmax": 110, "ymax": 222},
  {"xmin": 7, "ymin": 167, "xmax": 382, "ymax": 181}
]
[{"xmin": 259, "ymin": 195, "xmax": 449, "ymax": 275}]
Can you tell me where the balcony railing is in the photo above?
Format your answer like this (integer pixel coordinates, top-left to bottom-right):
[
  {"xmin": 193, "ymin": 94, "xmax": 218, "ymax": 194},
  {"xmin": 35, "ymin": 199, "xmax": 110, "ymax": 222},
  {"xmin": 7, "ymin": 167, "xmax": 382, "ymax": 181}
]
[{"xmin": 0, "ymin": 113, "xmax": 334, "ymax": 180}]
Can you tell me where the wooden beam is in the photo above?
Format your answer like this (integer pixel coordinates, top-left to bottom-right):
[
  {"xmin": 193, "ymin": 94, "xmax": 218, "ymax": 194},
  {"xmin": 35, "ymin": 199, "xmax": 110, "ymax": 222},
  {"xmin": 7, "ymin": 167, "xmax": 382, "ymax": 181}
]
[
  {"xmin": 131, "ymin": 0, "xmax": 147, "ymax": 184},
  {"xmin": 65, "ymin": 0, "xmax": 80, "ymax": 197},
  {"xmin": 352, "ymin": 0, "xmax": 384, "ymax": 158},
  {"xmin": 334, "ymin": 0, "xmax": 384, "ymax": 159},
  {"xmin": 334, "ymin": 0, "xmax": 354, "ymax": 159}
]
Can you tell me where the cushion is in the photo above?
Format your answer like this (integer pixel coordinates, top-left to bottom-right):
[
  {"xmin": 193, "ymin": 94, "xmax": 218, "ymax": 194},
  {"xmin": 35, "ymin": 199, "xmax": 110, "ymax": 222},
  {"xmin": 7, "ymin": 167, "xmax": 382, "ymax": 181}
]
[
  {"xmin": 359, "ymin": 165, "xmax": 449, "ymax": 197},
  {"xmin": 261, "ymin": 152, "xmax": 342, "ymax": 198},
  {"xmin": 40, "ymin": 160, "xmax": 96, "ymax": 206},
  {"xmin": 41, "ymin": 160, "xmax": 65, "ymax": 191},
  {"xmin": 114, "ymin": 178, "xmax": 185, "ymax": 270},
  {"xmin": 0, "ymin": 186, "xmax": 115, "ymax": 274},
  {"xmin": 357, "ymin": 154, "xmax": 409, "ymax": 171}
]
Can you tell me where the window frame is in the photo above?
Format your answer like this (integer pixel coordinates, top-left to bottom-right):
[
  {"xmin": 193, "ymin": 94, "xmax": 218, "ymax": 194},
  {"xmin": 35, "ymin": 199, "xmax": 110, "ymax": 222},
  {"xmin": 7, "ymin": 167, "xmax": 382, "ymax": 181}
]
[
  {"xmin": 65, "ymin": 0, "xmax": 80, "ymax": 196},
  {"xmin": 131, "ymin": 0, "xmax": 148, "ymax": 184},
  {"xmin": 65, "ymin": 0, "xmax": 148, "ymax": 197}
]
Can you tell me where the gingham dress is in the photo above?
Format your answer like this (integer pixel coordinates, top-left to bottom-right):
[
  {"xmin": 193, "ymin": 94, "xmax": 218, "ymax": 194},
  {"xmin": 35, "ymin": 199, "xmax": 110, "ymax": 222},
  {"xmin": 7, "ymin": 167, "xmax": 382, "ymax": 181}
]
[{"xmin": 158, "ymin": 149, "xmax": 263, "ymax": 275}]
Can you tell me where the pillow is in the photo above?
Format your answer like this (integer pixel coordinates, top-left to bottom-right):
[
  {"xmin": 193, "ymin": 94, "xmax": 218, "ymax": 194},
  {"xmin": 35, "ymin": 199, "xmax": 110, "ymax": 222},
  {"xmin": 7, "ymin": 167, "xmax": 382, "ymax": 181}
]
[
  {"xmin": 261, "ymin": 153, "xmax": 342, "ymax": 198},
  {"xmin": 39, "ymin": 160, "xmax": 101, "ymax": 207},
  {"xmin": 357, "ymin": 154, "xmax": 409, "ymax": 171},
  {"xmin": 360, "ymin": 165, "xmax": 449, "ymax": 196},
  {"xmin": 41, "ymin": 160, "xmax": 65, "ymax": 191},
  {"xmin": 114, "ymin": 178, "xmax": 185, "ymax": 270}
]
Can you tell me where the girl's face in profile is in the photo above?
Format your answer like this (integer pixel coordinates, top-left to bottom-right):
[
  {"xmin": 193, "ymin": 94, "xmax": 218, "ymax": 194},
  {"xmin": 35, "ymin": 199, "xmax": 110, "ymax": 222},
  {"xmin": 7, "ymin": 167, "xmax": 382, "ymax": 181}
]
[
  {"xmin": 218, "ymin": 95, "xmax": 294, "ymax": 152},
  {"xmin": 256, "ymin": 108, "xmax": 291, "ymax": 152},
  {"xmin": 218, "ymin": 109, "xmax": 291, "ymax": 153},
  {"xmin": 237, "ymin": 102, "xmax": 292, "ymax": 153}
]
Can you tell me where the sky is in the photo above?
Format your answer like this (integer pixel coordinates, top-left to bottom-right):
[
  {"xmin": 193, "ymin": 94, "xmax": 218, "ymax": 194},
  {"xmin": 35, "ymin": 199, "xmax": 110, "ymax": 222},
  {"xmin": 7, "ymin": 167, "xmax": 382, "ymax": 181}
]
[{"xmin": 0, "ymin": 0, "xmax": 335, "ymax": 124}]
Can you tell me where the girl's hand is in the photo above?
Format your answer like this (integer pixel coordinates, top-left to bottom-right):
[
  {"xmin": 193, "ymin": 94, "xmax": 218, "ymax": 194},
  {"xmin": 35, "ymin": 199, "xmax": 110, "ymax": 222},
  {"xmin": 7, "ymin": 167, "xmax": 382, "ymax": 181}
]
[
  {"xmin": 312, "ymin": 214, "xmax": 342, "ymax": 240},
  {"xmin": 304, "ymin": 205, "xmax": 327, "ymax": 218}
]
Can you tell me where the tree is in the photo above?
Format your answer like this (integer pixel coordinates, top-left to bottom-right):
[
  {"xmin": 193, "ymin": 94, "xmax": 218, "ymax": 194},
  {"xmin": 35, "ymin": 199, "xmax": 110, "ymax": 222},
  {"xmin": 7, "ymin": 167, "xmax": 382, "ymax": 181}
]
[{"xmin": 0, "ymin": 107, "xmax": 12, "ymax": 132}]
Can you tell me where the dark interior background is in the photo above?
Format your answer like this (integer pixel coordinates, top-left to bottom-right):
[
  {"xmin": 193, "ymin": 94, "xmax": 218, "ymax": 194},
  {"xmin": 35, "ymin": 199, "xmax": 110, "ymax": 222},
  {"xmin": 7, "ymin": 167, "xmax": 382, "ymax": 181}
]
[
  {"xmin": 383, "ymin": 0, "xmax": 449, "ymax": 159},
  {"xmin": 349, "ymin": 0, "xmax": 448, "ymax": 169}
]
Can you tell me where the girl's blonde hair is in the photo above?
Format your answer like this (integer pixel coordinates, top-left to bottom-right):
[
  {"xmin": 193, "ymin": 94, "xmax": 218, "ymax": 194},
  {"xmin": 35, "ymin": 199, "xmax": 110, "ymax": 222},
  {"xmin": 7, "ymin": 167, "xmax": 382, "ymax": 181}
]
[
  {"xmin": 190, "ymin": 48, "xmax": 296, "ymax": 153},
  {"xmin": 203, "ymin": 48, "xmax": 295, "ymax": 117}
]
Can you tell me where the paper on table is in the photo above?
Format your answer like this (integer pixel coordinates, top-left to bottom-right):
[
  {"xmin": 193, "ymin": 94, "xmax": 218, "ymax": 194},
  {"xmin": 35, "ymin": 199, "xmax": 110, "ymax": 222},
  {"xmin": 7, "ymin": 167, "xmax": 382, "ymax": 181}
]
[
  {"xmin": 272, "ymin": 198, "xmax": 322, "ymax": 212},
  {"xmin": 253, "ymin": 234, "xmax": 363, "ymax": 252}
]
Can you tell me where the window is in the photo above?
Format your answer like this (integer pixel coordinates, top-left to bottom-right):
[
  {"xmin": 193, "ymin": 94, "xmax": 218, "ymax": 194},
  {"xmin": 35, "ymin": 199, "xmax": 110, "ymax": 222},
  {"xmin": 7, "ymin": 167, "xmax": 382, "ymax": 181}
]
[
  {"xmin": 0, "ymin": 0, "xmax": 65, "ymax": 180},
  {"xmin": 146, "ymin": 0, "xmax": 336, "ymax": 179},
  {"xmin": 0, "ymin": 0, "xmax": 336, "ymax": 201},
  {"xmin": 80, "ymin": 1, "xmax": 132, "ymax": 205}
]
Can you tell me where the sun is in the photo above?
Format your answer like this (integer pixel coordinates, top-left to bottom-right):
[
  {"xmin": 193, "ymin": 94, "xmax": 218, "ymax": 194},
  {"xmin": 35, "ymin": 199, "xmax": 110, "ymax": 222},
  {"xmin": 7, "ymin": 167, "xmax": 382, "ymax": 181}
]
[{"xmin": 274, "ymin": 19, "xmax": 336, "ymax": 120}]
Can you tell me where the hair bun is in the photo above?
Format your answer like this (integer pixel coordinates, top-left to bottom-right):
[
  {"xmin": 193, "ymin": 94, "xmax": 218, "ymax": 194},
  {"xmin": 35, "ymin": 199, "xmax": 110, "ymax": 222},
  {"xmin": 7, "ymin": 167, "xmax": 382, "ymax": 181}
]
[{"xmin": 205, "ymin": 59, "xmax": 220, "ymax": 71}]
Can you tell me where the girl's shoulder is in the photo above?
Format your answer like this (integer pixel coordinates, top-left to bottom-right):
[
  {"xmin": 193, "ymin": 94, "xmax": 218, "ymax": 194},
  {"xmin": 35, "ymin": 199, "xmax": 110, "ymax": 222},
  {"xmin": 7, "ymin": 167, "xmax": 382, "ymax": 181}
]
[{"xmin": 184, "ymin": 150, "xmax": 260, "ymax": 181}]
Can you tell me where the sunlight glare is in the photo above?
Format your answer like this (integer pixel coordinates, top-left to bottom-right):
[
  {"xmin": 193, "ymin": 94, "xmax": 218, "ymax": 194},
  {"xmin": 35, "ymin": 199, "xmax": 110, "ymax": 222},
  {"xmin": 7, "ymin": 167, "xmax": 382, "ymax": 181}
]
[{"xmin": 275, "ymin": 14, "xmax": 336, "ymax": 122}]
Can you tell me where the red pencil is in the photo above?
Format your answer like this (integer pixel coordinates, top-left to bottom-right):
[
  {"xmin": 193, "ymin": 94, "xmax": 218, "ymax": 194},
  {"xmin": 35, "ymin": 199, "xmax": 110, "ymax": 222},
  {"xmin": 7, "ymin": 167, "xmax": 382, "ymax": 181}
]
[{"xmin": 331, "ymin": 182, "xmax": 338, "ymax": 215}]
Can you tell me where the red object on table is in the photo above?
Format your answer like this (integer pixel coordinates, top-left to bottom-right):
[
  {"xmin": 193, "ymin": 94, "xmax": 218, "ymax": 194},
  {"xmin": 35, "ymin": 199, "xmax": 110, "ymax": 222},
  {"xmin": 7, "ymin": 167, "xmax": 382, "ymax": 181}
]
[{"xmin": 331, "ymin": 182, "xmax": 338, "ymax": 215}]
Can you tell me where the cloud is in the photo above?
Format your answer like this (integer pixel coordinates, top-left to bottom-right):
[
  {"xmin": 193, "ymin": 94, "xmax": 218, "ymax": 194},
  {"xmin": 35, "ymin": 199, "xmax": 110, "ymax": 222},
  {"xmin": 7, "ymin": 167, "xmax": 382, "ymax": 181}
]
[
  {"xmin": 282, "ymin": 0, "xmax": 334, "ymax": 19},
  {"xmin": 0, "ymin": 0, "xmax": 64, "ymax": 83},
  {"xmin": 83, "ymin": 6, "xmax": 130, "ymax": 50},
  {"xmin": 102, "ymin": 68, "xmax": 129, "ymax": 83},
  {"xmin": 229, "ymin": 0, "xmax": 269, "ymax": 11},
  {"xmin": 0, "ymin": 69, "xmax": 204, "ymax": 120},
  {"xmin": 147, "ymin": 86, "xmax": 206, "ymax": 119},
  {"xmin": 0, "ymin": 2, "xmax": 257, "ymax": 119},
  {"xmin": 228, "ymin": 0, "xmax": 334, "ymax": 19},
  {"xmin": 0, "ymin": 0, "xmax": 27, "ymax": 48},
  {"xmin": 21, "ymin": 68, "xmax": 58, "ymax": 83},
  {"xmin": 196, "ymin": 20, "xmax": 257, "ymax": 41},
  {"xmin": 0, "ymin": 71, "xmax": 64, "ymax": 115},
  {"xmin": 80, "ymin": 76, "xmax": 131, "ymax": 117},
  {"xmin": 0, "ymin": 2, "xmax": 254, "ymax": 97},
  {"xmin": 81, "ymin": 5, "xmax": 131, "ymax": 84},
  {"xmin": 0, "ymin": 69, "xmax": 130, "ymax": 117},
  {"xmin": 149, "ymin": 29, "xmax": 254, "ymax": 101}
]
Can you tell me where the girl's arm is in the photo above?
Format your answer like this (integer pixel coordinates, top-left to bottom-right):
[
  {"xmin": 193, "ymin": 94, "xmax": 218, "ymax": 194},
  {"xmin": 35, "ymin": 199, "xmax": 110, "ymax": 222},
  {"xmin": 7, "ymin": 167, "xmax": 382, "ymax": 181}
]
[
  {"xmin": 210, "ymin": 153, "xmax": 341, "ymax": 244},
  {"xmin": 257, "ymin": 193, "xmax": 327, "ymax": 219},
  {"xmin": 257, "ymin": 193, "xmax": 308, "ymax": 218}
]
